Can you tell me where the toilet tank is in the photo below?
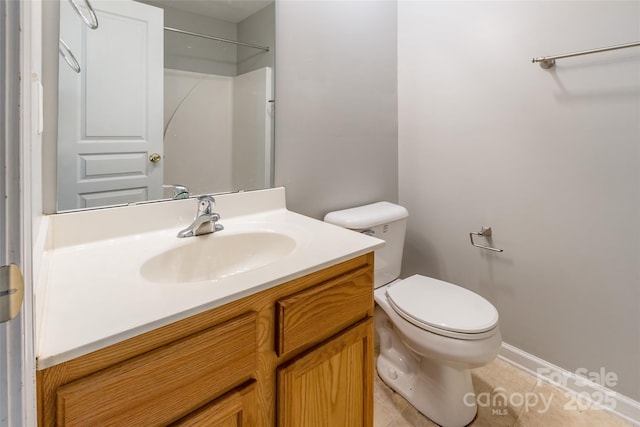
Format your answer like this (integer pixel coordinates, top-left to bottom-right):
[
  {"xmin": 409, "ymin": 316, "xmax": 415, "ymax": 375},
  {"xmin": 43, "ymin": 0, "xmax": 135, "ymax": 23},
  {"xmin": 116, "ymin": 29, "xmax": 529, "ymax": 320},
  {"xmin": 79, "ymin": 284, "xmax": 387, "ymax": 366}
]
[{"xmin": 324, "ymin": 202, "xmax": 408, "ymax": 288}]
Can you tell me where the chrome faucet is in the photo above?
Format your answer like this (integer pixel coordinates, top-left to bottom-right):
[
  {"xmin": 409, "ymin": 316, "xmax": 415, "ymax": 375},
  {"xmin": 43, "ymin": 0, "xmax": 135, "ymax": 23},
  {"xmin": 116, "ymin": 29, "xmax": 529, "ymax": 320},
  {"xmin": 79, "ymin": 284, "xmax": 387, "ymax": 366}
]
[
  {"xmin": 163, "ymin": 184, "xmax": 190, "ymax": 200},
  {"xmin": 177, "ymin": 195, "xmax": 224, "ymax": 238}
]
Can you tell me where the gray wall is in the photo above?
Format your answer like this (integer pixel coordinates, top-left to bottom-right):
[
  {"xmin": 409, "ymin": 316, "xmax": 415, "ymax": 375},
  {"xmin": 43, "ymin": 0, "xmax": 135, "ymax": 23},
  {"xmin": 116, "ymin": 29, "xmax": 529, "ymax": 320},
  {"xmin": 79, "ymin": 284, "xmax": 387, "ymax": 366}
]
[
  {"xmin": 398, "ymin": 1, "xmax": 640, "ymax": 401},
  {"xmin": 41, "ymin": 0, "xmax": 59, "ymax": 214},
  {"xmin": 237, "ymin": 2, "xmax": 275, "ymax": 77},
  {"xmin": 161, "ymin": 5, "xmax": 237, "ymax": 76},
  {"xmin": 274, "ymin": 0, "xmax": 398, "ymax": 219}
]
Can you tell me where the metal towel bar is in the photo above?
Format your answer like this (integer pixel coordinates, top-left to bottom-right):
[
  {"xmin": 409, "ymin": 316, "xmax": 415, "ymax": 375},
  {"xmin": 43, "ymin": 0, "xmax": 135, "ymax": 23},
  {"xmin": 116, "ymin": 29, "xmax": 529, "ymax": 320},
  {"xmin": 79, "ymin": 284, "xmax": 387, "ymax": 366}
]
[
  {"xmin": 469, "ymin": 227, "xmax": 503, "ymax": 252},
  {"xmin": 532, "ymin": 41, "xmax": 640, "ymax": 69}
]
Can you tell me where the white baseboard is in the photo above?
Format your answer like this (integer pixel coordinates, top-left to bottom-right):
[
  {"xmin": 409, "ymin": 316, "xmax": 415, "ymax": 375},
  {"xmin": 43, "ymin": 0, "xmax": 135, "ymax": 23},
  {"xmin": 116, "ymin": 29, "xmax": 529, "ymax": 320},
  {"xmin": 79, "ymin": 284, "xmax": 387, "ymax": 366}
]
[{"xmin": 499, "ymin": 343, "xmax": 640, "ymax": 426}]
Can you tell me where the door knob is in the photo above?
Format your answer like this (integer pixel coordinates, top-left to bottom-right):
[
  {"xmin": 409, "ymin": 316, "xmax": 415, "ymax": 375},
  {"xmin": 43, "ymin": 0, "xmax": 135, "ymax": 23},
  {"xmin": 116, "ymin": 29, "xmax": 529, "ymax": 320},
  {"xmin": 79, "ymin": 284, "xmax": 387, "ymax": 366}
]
[
  {"xmin": 149, "ymin": 153, "xmax": 161, "ymax": 163},
  {"xmin": 0, "ymin": 264, "xmax": 24, "ymax": 323}
]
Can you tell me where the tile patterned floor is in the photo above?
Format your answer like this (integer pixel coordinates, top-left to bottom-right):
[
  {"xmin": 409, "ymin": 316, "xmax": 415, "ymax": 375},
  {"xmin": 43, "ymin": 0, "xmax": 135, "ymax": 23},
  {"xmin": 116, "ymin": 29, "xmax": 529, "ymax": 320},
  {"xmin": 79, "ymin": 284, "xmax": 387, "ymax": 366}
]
[{"xmin": 374, "ymin": 357, "xmax": 635, "ymax": 427}]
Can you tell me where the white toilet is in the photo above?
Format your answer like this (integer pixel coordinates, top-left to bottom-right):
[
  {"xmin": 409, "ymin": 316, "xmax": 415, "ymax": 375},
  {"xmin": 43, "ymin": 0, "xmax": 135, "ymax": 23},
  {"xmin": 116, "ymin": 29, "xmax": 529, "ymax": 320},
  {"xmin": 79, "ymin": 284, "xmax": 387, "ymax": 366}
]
[{"xmin": 325, "ymin": 202, "xmax": 502, "ymax": 427}]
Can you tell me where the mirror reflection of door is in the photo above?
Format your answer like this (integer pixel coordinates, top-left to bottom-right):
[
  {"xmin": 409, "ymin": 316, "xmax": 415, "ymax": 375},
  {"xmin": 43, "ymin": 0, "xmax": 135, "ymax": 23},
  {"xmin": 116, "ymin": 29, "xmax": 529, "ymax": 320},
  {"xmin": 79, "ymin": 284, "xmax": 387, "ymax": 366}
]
[
  {"xmin": 56, "ymin": 0, "xmax": 275, "ymax": 212},
  {"xmin": 57, "ymin": 0, "xmax": 164, "ymax": 211}
]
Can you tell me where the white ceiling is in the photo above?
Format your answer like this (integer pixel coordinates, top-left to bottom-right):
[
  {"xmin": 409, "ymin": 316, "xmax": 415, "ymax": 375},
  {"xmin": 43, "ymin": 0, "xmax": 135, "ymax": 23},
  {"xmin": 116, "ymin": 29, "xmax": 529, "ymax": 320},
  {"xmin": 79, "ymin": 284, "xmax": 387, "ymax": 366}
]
[{"xmin": 141, "ymin": 0, "xmax": 273, "ymax": 23}]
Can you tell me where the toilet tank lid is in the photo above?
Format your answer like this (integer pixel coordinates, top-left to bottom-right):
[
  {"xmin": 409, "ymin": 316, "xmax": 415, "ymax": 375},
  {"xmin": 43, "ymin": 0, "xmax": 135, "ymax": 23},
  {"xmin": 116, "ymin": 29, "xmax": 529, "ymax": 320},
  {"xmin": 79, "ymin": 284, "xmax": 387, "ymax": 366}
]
[{"xmin": 324, "ymin": 202, "xmax": 408, "ymax": 229}]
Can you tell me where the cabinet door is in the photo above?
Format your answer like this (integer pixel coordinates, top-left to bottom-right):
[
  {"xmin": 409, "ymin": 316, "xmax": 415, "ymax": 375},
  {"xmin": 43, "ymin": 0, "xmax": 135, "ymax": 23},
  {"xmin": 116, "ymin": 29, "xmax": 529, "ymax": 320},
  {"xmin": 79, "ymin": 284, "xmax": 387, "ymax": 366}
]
[
  {"xmin": 277, "ymin": 319, "xmax": 373, "ymax": 427},
  {"xmin": 171, "ymin": 381, "xmax": 257, "ymax": 427}
]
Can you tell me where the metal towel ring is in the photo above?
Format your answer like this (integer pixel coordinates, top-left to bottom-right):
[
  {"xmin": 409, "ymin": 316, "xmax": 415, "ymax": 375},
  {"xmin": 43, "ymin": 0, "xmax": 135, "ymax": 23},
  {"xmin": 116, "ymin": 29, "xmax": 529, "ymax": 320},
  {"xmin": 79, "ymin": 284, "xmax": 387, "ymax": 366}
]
[
  {"xmin": 68, "ymin": 0, "xmax": 99, "ymax": 29},
  {"xmin": 59, "ymin": 39, "xmax": 81, "ymax": 73},
  {"xmin": 469, "ymin": 227, "xmax": 503, "ymax": 252}
]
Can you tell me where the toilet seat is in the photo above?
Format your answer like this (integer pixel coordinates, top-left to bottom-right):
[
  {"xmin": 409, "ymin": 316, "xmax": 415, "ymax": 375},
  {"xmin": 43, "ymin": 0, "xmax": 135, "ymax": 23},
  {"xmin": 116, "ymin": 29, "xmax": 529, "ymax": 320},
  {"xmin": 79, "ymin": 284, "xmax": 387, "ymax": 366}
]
[{"xmin": 385, "ymin": 275, "xmax": 499, "ymax": 340}]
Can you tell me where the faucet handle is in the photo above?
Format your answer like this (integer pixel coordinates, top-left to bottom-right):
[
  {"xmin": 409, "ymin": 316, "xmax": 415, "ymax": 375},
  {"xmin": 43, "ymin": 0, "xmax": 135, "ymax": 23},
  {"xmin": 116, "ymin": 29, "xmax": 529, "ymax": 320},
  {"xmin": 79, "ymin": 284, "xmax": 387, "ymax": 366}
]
[{"xmin": 197, "ymin": 195, "xmax": 215, "ymax": 216}]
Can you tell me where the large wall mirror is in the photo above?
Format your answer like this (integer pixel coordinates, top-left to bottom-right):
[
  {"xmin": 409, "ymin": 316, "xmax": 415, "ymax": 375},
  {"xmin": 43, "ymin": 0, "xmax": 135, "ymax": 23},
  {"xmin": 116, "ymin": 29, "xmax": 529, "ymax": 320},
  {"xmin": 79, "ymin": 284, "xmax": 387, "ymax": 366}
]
[{"xmin": 52, "ymin": 0, "xmax": 275, "ymax": 212}]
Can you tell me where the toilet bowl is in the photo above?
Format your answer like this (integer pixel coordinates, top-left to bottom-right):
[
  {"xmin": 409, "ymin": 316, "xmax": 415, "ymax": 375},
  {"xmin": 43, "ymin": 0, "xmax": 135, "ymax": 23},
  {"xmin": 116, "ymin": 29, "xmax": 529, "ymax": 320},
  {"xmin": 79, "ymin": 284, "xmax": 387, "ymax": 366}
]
[
  {"xmin": 324, "ymin": 202, "xmax": 502, "ymax": 427},
  {"xmin": 374, "ymin": 276, "xmax": 502, "ymax": 427}
]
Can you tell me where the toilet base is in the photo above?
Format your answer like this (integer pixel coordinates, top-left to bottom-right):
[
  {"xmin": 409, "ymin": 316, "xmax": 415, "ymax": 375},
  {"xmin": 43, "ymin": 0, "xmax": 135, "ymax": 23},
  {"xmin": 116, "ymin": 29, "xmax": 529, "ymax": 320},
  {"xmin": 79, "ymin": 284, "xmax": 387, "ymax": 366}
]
[
  {"xmin": 377, "ymin": 353, "xmax": 477, "ymax": 427},
  {"xmin": 376, "ymin": 310, "xmax": 478, "ymax": 427}
]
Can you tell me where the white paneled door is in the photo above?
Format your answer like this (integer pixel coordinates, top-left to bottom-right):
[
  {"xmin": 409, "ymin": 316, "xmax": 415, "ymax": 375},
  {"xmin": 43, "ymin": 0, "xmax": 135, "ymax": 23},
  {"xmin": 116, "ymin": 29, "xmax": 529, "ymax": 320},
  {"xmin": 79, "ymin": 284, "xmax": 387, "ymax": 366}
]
[
  {"xmin": 1, "ymin": 1, "xmax": 34, "ymax": 426},
  {"xmin": 57, "ymin": 0, "xmax": 164, "ymax": 210}
]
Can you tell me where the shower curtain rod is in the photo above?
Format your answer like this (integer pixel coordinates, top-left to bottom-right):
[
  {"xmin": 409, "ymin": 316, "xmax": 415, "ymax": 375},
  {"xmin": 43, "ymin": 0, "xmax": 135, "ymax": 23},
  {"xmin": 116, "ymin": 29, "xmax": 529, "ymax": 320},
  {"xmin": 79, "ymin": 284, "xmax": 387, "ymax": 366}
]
[
  {"xmin": 532, "ymin": 40, "xmax": 640, "ymax": 69},
  {"xmin": 164, "ymin": 27, "xmax": 270, "ymax": 52}
]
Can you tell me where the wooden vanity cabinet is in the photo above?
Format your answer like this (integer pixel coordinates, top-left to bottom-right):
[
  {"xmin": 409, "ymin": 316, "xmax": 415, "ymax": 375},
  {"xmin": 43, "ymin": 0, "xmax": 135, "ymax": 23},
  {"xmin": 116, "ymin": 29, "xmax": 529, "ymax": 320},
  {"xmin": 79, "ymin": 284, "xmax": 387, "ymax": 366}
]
[
  {"xmin": 37, "ymin": 252, "xmax": 374, "ymax": 426},
  {"xmin": 277, "ymin": 320, "xmax": 374, "ymax": 426},
  {"xmin": 275, "ymin": 263, "xmax": 374, "ymax": 426}
]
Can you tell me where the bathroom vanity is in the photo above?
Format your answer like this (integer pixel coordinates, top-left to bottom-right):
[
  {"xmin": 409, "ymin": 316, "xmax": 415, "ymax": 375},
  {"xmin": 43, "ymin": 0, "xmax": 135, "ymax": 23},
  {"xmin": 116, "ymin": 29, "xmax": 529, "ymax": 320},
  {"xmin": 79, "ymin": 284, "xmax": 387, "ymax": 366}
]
[{"xmin": 34, "ymin": 188, "xmax": 382, "ymax": 426}]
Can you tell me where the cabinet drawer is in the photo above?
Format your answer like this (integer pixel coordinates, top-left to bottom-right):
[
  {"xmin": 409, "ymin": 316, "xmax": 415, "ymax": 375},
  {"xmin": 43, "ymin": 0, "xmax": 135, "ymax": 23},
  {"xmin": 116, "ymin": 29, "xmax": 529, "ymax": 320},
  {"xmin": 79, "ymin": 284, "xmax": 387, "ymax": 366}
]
[
  {"xmin": 276, "ymin": 266, "xmax": 372, "ymax": 356},
  {"xmin": 56, "ymin": 312, "xmax": 258, "ymax": 426}
]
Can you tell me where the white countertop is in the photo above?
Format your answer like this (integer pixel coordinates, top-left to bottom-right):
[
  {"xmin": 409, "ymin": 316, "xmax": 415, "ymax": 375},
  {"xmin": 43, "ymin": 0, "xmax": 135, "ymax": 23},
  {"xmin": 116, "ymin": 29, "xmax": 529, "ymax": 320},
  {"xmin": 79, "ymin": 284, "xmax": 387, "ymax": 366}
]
[{"xmin": 36, "ymin": 188, "xmax": 383, "ymax": 370}]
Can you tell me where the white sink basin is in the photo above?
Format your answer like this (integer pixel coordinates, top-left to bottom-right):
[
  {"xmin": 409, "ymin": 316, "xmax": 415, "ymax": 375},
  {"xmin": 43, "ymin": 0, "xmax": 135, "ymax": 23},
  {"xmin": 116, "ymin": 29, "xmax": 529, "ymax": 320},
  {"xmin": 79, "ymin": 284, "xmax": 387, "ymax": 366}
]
[{"xmin": 140, "ymin": 231, "xmax": 297, "ymax": 284}]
